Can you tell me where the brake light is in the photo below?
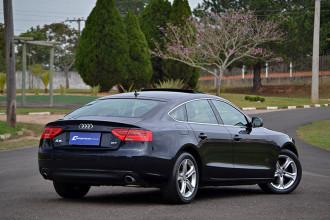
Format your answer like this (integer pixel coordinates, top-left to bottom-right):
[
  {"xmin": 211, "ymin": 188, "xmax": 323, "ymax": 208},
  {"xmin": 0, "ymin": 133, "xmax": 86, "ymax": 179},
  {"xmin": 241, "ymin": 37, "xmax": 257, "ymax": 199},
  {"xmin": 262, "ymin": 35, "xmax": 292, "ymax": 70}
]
[
  {"xmin": 41, "ymin": 127, "xmax": 62, "ymax": 139},
  {"xmin": 112, "ymin": 129, "xmax": 152, "ymax": 142}
]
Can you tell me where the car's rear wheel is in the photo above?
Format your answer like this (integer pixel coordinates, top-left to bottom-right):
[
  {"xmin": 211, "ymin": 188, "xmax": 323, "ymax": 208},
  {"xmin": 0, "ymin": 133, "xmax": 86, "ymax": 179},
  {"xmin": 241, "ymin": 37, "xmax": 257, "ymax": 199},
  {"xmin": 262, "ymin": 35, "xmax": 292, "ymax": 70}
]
[
  {"xmin": 53, "ymin": 181, "xmax": 90, "ymax": 199},
  {"xmin": 161, "ymin": 152, "xmax": 199, "ymax": 204},
  {"xmin": 259, "ymin": 149, "xmax": 302, "ymax": 194}
]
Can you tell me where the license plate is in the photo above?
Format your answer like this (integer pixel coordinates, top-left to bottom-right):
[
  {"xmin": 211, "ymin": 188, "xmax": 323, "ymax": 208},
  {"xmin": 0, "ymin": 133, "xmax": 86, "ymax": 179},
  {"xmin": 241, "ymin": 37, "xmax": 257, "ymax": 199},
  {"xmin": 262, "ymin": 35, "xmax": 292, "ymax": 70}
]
[{"xmin": 69, "ymin": 132, "xmax": 101, "ymax": 146}]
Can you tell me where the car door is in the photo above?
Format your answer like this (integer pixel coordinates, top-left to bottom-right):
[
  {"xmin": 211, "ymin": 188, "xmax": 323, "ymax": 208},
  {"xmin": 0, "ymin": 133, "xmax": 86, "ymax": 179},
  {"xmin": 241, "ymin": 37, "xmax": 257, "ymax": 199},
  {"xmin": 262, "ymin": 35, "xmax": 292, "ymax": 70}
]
[
  {"xmin": 210, "ymin": 100, "xmax": 274, "ymax": 179},
  {"xmin": 184, "ymin": 99, "xmax": 234, "ymax": 179}
]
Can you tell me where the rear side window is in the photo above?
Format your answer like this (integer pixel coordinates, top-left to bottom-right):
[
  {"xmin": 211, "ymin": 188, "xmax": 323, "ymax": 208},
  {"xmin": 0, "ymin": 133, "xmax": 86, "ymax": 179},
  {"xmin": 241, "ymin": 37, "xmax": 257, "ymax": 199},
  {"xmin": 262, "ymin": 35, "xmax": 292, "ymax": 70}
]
[
  {"xmin": 186, "ymin": 100, "xmax": 218, "ymax": 124},
  {"xmin": 211, "ymin": 100, "xmax": 248, "ymax": 126},
  {"xmin": 169, "ymin": 105, "xmax": 186, "ymax": 121},
  {"xmin": 66, "ymin": 99, "xmax": 160, "ymax": 118}
]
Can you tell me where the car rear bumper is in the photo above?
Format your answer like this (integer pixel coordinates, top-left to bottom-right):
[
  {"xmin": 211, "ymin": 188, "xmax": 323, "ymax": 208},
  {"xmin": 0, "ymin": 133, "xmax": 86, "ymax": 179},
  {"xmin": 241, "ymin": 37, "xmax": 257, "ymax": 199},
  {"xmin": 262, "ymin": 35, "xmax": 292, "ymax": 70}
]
[{"xmin": 38, "ymin": 142, "xmax": 172, "ymax": 186}]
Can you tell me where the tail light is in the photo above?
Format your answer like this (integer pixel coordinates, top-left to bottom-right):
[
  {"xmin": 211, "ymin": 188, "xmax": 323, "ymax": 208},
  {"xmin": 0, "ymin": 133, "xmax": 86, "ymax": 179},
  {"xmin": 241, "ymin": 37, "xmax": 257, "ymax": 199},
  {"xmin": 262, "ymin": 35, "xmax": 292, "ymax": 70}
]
[
  {"xmin": 112, "ymin": 129, "xmax": 152, "ymax": 142},
  {"xmin": 41, "ymin": 127, "xmax": 62, "ymax": 139}
]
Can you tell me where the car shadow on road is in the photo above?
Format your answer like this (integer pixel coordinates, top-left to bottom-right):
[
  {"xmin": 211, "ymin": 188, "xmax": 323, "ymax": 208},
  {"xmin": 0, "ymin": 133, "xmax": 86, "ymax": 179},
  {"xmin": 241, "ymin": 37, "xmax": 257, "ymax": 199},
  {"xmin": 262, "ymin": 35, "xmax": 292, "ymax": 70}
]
[{"xmin": 50, "ymin": 186, "xmax": 263, "ymax": 205}]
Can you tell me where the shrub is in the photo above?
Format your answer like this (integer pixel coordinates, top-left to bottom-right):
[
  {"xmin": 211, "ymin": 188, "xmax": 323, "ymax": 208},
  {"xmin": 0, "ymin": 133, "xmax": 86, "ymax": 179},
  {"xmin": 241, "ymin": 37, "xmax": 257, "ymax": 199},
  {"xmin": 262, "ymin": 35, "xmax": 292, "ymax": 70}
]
[
  {"xmin": 0, "ymin": 72, "xmax": 6, "ymax": 94},
  {"xmin": 90, "ymin": 85, "xmax": 100, "ymax": 96},
  {"xmin": 248, "ymin": 96, "xmax": 254, "ymax": 101},
  {"xmin": 194, "ymin": 83, "xmax": 210, "ymax": 93},
  {"xmin": 245, "ymin": 96, "xmax": 249, "ymax": 100},
  {"xmin": 59, "ymin": 84, "xmax": 66, "ymax": 95},
  {"xmin": 155, "ymin": 79, "xmax": 184, "ymax": 89},
  {"xmin": 260, "ymin": 97, "xmax": 265, "ymax": 102}
]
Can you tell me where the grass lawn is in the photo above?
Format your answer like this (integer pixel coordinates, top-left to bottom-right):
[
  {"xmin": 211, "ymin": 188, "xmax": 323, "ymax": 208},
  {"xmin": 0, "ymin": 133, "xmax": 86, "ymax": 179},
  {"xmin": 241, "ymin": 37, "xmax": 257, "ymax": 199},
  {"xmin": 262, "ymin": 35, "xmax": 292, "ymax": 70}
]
[
  {"xmin": 0, "ymin": 121, "xmax": 22, "ymax": 135},
  {"xmin": 219, "ymin": 93, "xmax": 329, "ymax": 108},
  {"xmin": 0, "ymin": 122, "xmax": 44, "ymax": 151},
  {"xmin": 297, "ymin": 120, "xmax": 330, "ymax": 151},
  {"xmin": 0, "ymin": 95, "xmax": 98, "ymax": 104},
  {"xmin": 0, "ymin": 108, "xmax": 71, "ymax": 114}
]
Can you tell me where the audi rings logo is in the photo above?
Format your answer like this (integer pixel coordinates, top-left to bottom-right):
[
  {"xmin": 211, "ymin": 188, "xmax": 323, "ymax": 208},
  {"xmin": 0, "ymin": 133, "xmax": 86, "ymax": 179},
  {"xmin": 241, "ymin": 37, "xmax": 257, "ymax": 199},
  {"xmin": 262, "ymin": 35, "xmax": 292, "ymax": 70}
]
[{"xmin": 79, "ymin": 123, "xmax": 93, "ymax": 129}]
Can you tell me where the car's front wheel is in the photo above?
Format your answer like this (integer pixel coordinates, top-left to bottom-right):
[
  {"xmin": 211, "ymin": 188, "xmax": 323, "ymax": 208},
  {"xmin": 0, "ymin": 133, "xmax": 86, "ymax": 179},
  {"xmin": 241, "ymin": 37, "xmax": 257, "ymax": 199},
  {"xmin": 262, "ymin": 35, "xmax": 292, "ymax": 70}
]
[
  {"xmin": 53, "ymin": 182, "xmax": 90, "ymax": 199},
  {"xmin": 259, "ymin": 149, "xmax": 302, "ymax": 194},
  {"xmin": 161, "ymin": 152, "xmax": 199, "ymax": 203}
]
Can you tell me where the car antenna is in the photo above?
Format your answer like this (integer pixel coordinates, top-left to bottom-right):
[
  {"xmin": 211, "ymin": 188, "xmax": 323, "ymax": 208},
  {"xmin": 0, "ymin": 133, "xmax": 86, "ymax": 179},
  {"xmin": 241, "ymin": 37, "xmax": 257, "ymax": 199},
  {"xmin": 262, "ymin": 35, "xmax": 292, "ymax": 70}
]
[{"xmin": 134, "ymin": 90, "xmax": 139, "ymax": 98}]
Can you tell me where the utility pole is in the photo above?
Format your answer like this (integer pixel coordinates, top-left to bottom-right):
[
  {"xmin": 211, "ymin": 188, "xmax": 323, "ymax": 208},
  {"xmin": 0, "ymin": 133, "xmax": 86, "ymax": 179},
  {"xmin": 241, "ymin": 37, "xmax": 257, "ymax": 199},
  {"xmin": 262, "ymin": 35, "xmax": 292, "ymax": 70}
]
[
  {"xmin": 49, "ymin": 46, "xmax": 54, "ymax": 106},
  {"xmin": 312, "ymin": 0, "xmax": 321, "ymax": 104},
  {"xmin": 66, "ymin": 18, "xmax": 85, "ymax": 36},
  {"xmin": 3, "ymin": 0, "xmax": 16, "ymax": 127}
]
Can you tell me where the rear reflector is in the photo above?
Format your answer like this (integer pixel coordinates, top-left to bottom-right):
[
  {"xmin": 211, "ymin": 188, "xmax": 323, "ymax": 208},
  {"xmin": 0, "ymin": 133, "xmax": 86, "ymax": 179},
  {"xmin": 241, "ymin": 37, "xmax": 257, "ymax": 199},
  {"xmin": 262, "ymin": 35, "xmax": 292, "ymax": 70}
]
[
  {"xmin": 112, "ymin": 129, "xmax": 152, "ymax": 142},
  {"xmin": 41, "ymin": 127, "xmax": 62, "ymax": 139}
]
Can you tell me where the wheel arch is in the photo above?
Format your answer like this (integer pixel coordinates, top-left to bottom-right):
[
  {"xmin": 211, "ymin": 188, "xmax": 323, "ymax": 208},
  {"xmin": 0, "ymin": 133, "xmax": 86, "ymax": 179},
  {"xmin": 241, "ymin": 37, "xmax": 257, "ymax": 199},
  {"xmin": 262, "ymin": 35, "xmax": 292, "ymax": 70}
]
[{"xmin": 282, "ymin": 143, "xmax": 299, "ymax": 157}]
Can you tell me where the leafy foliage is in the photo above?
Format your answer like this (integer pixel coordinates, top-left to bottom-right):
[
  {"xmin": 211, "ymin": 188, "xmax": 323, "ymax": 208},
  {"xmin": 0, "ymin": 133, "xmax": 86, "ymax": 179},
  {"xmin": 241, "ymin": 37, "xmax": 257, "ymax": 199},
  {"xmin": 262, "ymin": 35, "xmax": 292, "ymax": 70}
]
[
  {"xmin": 0, "ymin": 23, "xmax": 5, "ymax": 72},
  {"xmin": 114, "ymin": 0, "xmax": 152, "ymax": 17},
  {"xmin": 139, "ymin": 0, "xmax": 172, "ymax": 83},
  {"xmin": 76, "ymin": 0, "xmax": 129, "ymax": 92},
  {"xmin": 162, "ymin": 0, "xmax": 200, "ymax": 89},
  {"xmin": 18, "ymin": 23, "xmax": 79, "ymax": 89},
  {"xmin": 29, "ymin": 64, "xmax": 55, "ymax": 93},
  {"xmin": 193, "ymin": 0, "xmax": 330, "ymax": 93},
  {"xmin": 89, "ymin": 85, "xmax": 101, "ymax": 96},
  {"xmin": 154, "ymin": 79, "xmax": 184, "ymax": 89},
  {"xmin": 152, "ymin": 9, "xmax": 284, "ymax": 96},
  {"xmin": 123, "ymin": 10, "xmax": 152, "ymax": 90},
  {"xmin": 0, "ymin": 72, "xmax": 6, "ymax": 93}
]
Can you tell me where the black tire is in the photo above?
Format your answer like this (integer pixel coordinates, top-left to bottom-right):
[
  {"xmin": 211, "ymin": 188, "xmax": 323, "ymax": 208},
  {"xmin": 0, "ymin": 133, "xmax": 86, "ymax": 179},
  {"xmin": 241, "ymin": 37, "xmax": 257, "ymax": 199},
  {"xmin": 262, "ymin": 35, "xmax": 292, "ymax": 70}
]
[
  {"xmin": 53, "ymin": 182, "xmax": 90, "ymax": 199},
  {"xmin": 259, "ymin": 149, "xmax": 302, "ymax": 194},
  {"xmin": 161, "ymin": 152, "xmax": 199, "ymax": 204}
]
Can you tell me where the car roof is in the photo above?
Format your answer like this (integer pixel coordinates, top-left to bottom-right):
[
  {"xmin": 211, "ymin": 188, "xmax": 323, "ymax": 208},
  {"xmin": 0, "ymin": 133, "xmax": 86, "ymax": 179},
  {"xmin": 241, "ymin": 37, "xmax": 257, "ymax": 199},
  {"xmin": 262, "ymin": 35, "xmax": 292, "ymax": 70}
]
[{"xmin": 99, "ymin": 91, "xmax": 227, "ymax": 103}]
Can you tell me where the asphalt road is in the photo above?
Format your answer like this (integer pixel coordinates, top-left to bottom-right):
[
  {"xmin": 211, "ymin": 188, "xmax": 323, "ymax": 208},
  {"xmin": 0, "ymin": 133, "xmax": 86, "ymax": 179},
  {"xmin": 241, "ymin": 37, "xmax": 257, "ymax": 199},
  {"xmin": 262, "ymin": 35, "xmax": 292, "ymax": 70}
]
[{"xmin": 1, "ymin": 107, "xmax": 329, "ymax": 219}]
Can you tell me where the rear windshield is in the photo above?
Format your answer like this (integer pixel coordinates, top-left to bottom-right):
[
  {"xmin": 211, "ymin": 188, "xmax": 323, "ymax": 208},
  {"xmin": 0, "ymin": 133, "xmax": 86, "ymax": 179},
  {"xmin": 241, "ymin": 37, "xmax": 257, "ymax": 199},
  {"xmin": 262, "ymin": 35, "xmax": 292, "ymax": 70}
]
[{"xmin": 67, "ymin": 99, "xmax": 160, "ymax": 118}]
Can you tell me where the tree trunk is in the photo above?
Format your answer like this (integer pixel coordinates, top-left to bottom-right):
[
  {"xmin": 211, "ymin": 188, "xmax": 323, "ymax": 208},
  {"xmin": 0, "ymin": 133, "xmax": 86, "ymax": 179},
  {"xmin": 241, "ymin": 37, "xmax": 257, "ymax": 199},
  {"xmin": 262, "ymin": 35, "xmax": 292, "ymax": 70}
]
[
  {"xmin": 216, "ymin": 77, "xmax": 221, "ymax": 96},
  {"xmin": 64, "ymin": 66, "xmax": 69, "ymax": 89},
  {"xmin": 251, "ymin": 61, "xmax": 262, "ymax": 94}
]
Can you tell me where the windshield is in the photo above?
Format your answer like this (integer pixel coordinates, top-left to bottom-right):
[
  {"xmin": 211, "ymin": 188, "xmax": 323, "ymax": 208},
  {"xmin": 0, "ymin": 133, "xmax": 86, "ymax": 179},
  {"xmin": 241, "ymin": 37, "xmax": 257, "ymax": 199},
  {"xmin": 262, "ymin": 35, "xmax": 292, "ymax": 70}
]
[{"xmin": 67, "ymin": 99, "xmax": 160, "ymax": 118}]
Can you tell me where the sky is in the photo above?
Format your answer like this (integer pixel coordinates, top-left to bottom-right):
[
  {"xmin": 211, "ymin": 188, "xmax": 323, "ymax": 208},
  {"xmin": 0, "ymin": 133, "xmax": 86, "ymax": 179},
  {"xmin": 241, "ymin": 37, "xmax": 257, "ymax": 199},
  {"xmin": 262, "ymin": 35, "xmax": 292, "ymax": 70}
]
[{"xmin": 0, "ymin": 0, "xmax": 203, "ymax": 36}]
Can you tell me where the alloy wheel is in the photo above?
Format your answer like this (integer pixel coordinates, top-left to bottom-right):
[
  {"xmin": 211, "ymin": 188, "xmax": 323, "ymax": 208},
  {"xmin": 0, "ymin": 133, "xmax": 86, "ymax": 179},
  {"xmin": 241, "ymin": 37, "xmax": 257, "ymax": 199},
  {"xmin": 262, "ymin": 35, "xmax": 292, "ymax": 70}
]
[
  {"xmin": 177, "ymin": 158, "xmax": 197, "ymax": 198},
  {"xmin": 271, "ymin": 155, "xmax": 297, "ymax": 190}
]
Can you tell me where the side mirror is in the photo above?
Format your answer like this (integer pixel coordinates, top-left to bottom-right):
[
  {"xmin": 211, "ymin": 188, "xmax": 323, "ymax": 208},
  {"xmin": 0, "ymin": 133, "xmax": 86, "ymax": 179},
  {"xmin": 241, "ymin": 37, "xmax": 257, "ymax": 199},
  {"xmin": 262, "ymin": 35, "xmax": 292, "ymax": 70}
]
[{"xmin": 252, "ymin": 117, "xmax": 263, "ymax": 127}]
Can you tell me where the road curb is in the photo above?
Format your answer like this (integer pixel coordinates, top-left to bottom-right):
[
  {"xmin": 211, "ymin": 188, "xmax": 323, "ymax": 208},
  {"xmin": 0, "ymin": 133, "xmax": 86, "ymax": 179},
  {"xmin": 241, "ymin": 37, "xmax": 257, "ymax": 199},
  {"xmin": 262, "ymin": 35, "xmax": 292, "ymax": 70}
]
[{"xmin": 242, "ymin": 103, "xmax": 330, "ymax": 111}]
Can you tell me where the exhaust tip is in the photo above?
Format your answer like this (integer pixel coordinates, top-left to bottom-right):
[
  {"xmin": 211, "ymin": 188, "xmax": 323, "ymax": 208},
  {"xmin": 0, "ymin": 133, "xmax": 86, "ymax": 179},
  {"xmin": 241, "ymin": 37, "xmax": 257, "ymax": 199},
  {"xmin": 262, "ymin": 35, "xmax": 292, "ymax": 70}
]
[
  {"xmin": 124, "ymin": 175, "xmax": 136, "ymax": 184},
  {"xmin": 42, "ymin": 171, "xmax": 48, "ymax": 179}
]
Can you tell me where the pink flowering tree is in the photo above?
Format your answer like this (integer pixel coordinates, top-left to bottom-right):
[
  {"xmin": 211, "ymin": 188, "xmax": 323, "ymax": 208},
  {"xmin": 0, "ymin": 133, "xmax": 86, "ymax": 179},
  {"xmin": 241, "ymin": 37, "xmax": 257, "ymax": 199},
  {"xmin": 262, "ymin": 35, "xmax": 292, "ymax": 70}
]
[{"xmin": 151, "ymin": 9, "xmax": 285, "ymax": 96}]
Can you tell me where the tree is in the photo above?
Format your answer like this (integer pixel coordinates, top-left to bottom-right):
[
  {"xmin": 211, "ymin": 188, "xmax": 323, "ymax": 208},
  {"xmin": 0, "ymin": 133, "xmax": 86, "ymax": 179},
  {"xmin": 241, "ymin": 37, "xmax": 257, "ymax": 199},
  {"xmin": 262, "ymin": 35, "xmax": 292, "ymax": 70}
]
[
  {"xmin": 76, "ymin": 0, "xmax": 129, "ymax": 92},
  {"xmin": 114, "ymin": 0, "xmax": 152, "ymax": 17},
  {"xmin": 43, "ymin": 23, "xmax": 79, "ymax": 89},
  {"xmin": 139, "ymin": 0, "xmax": 172, "ymax": 83},
  {"xmin": 0, "ymin": 23, "xmax": 5, "ymax": 72},
  {"xmin": 18, "ymin": 26, "xmax": 48, "ymax": 67},
  {"xmin": 152, "ymin": 9, "xmax": 284, "ymax": 96},
  {"xmin": 18, "ymin": 24, "xmax": 78, "ymax": 89},
  {"xmin": 123, "ymin": 10, "xmax": 152, "ymax": 90},
  {"xmin": 193, "ymin": 0, "xmax": 329, "ymax": 93},
  {"xmin": 162, "ymin": 0, "xmax": 200, "ymax": 88}
]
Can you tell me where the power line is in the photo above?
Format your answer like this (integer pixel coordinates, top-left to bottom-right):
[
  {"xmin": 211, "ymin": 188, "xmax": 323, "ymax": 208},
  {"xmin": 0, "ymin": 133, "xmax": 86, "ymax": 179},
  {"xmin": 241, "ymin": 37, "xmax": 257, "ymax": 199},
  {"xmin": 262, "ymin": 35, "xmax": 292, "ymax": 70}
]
[{"xmin": 65, "ymin": 18, "xmax": 86, "ymax": 35}]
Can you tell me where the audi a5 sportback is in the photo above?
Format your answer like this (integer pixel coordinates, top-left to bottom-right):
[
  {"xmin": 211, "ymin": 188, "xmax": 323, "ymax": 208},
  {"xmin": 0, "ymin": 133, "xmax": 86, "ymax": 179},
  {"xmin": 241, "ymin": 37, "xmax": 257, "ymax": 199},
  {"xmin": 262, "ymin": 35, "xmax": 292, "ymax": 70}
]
[{"xmin": 38, "ymin": 89, "xmax": 302, "ymax": 203}]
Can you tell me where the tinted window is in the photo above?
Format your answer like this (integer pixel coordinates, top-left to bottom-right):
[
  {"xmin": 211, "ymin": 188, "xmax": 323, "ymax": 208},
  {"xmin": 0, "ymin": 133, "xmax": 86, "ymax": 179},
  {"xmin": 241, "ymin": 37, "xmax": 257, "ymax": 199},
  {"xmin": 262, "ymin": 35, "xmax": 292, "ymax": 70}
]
[
  {"xmin": 211, "ymin": 100, "xmax": 247, "ymax": 126},
  {"xmin": 186, "ymin": 100, "xmax": 218, "ymax": 124},
  {"xmin": 67, "ymin": 99, "xmax": 159, "ymax": 118},
  {"xmin": 169, "ymin": 105, "xmax": 186, "ymax": 121}
]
